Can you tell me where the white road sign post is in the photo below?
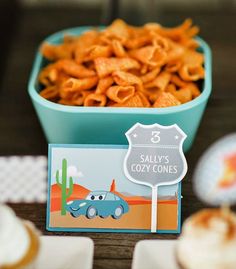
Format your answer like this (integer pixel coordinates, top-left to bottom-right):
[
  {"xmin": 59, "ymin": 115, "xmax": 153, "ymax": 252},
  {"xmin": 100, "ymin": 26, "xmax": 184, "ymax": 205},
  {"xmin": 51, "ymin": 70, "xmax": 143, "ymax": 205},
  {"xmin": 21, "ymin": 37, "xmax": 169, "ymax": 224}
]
[{"xmin": 124, "ymin": 123, "xmax": 187, "ymax": 233}]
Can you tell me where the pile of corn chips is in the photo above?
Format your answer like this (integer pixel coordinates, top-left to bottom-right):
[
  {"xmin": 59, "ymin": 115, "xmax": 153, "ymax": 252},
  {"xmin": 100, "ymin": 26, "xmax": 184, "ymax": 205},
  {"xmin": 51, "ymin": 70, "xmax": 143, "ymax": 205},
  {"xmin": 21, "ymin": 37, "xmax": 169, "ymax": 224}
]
[{"xmin": 39, "ymin": 19, "xmax": 204, "ymax": 108}]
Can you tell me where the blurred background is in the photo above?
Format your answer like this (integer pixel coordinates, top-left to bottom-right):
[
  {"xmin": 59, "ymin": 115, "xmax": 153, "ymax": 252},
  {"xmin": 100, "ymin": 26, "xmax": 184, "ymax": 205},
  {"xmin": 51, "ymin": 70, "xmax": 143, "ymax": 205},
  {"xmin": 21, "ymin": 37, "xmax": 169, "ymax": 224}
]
[{"xmin": 4, "ymin": 0, "xmax": 236, "ymax": 26}]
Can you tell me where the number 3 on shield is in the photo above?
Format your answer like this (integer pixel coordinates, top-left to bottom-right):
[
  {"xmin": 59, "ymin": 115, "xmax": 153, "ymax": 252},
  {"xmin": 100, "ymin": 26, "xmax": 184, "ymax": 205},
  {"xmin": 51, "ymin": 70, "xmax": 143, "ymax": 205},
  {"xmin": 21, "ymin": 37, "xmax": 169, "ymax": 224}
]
[
  {"xmin": 151, "ymin": 131, "xmax": 160, "ymax": 143},
  {"xmin": 124, "ymin": 123, "xmax": 187, "ymax": 233}
]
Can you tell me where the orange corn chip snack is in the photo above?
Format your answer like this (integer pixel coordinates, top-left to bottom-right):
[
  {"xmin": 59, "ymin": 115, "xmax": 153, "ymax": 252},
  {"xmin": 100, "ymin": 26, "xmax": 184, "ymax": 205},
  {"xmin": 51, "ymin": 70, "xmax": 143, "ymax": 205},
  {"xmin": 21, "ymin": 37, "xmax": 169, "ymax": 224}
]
[
  {"xmin": 140, "ymin": 64, "xmax": 148, "ymax": 74},
  {"xmin": 102, "ymin": 19, "xmax": 130, "ymax": 44},
  {"xmin": 165, "ymin": 60, "xmax": 182, "ymax": 73},
  {"xmin": 112, "ymin": 71, "xmax": 143, "ymax": 91},
  {"xmin": 145, "ymin": 71, "xmax": 171, "ymax": 91},
  {"xmin": 140, "ymin": 67, "xmax": 161, "ymax": 83},
  {"xmin": 129, "ymin": 46, "xmax": 167, "ymax": 67},
  {"xmin": 56, "ymin": 59, "xmax": 96, "ymax": 78},
  {"xmin": 39, "ymin": 18, "xmax": 204, "ymax": 108},
  {"xmin": 94, "ymin": 57, "xmax": 140, "ymax": 78},
  {"xmin": 40, "ymin": 86, "xmax": 59, "ymax": 101},
  {"xmin": 171, "ymin": 87, "xmax": 193, "ymax": 103},
  {"xmin": 111, "ymin": 93, "xmax": 145, "ymax": 108},
  {"xmin": 85, "ymin": 45, "xmax": 113, "ymax": 61},
  {"xmin": 111, "ymin": 40, "xmax": 127, "ymax": 57},
  {"xmin": 106, "ymin": 85, "xmax": 135, "ymax": 103},
  {"xmin": 62, "ymin": 77, "xmax": 98, "ymax": 93},
  {"xmin": 187, "ymin": 83, "xmax": 201, "ymax": 98},
  {"xmin": 179, "ymin": 64, "xmax": 205, "ymax": 81},
  {"xmin": 40, "ymin": 43, "xmax": 73, "ymax": 61},
  {"xmin": 182, "ymin": 49, "xmax": 204, "ymax": 65},
  {"xmin": 153, "ymin": 92, "xmax": 181, "ymax": 108},
  {"xmin": 38, "ymin": 63, "xmax": 58, "ymax": 86},
  {"xmin": 125, "ymin": 35, "xmax": 151, "ymax": 50},
  {"xmin": 137, "ymin": 91, "xmax": 151, "ymax": 107},
  {"xmin": 84, "ymin": 93, "xmax": 107, "ymax": 107},
  {"xmin": 95, "ymin": 76, "xmax": 114, "ymax": 94},
  {"xmin": 170, "ymin": 74, "xmax": 187, "ymax": 88},
  {"xmin": 149, "ymin": 91, "xmax": 162, "ymax": 104},
  {"xmin": 71, "ymin": 91, "xmax": 91, "ymax": 106}
]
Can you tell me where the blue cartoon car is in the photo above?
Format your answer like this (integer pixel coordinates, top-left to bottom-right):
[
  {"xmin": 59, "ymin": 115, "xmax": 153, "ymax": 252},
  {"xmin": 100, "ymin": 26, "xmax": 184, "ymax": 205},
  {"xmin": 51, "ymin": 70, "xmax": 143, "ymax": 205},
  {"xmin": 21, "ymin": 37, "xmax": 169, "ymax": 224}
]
[{"xmin": 66, "ymin": 191, "xmax": 129, "ymax": 219}]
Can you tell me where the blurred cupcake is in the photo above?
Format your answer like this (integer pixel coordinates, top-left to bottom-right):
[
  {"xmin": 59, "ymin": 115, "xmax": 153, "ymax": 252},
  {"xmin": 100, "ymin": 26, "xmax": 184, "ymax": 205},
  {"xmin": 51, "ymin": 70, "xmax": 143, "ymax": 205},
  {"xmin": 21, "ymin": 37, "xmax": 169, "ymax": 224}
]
[
  {"xmin": 0, "ymin": 204, "xmax": 40, "ymax": 269},
  {"xmin": 176, "ymin": 207, "xmax": 236, "ymax": 269}
]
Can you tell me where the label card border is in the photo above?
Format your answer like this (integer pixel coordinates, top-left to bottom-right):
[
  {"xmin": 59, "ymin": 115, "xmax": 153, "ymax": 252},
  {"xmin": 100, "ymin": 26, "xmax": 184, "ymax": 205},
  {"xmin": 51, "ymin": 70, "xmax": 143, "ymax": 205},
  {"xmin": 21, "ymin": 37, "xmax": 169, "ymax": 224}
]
[{"xmin": 46, "ymin": 144, "xmax": 182, "ymax": 234}]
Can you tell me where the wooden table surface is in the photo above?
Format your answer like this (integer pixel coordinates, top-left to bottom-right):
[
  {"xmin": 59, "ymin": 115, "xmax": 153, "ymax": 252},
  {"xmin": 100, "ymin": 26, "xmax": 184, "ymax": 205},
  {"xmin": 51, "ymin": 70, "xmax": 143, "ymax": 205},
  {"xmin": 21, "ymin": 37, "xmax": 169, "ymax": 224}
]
[{"xmin": 0, "ymin": 3, "xmax": 236, "ymax": 269}]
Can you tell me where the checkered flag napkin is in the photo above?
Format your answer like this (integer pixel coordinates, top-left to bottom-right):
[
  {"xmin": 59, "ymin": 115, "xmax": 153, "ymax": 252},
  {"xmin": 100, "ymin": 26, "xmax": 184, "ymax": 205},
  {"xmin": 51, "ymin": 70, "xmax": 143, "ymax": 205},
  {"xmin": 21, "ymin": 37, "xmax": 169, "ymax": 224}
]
[{"xmin": 0, "ymin": 156, "xmax": 47, "ymax": 203}]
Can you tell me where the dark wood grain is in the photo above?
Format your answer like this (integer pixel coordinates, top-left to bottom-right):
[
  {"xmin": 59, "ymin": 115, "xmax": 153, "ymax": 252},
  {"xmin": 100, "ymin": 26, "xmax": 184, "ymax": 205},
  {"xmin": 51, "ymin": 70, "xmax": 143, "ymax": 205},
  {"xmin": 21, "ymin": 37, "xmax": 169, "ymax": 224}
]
[{"xmin": 1, "ymin": 4, "xmax": 236, "ymax": 269}]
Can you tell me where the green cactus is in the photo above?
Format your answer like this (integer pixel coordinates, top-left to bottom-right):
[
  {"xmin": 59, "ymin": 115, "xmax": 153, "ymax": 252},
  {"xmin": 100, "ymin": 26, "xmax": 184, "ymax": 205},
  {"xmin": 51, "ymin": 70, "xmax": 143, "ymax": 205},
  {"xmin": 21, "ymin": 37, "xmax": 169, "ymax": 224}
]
[{"xmin": 56, "ymin": 158, "xmax": 74, "ymax": 215}]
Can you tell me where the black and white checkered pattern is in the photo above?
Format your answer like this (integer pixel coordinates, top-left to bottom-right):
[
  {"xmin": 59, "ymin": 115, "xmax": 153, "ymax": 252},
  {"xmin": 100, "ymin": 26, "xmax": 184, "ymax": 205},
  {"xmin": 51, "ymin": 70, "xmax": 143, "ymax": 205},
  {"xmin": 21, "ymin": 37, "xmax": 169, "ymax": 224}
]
[{"xmin": 0, "ymin": 156, "xmax": 47, "ymax": 203}]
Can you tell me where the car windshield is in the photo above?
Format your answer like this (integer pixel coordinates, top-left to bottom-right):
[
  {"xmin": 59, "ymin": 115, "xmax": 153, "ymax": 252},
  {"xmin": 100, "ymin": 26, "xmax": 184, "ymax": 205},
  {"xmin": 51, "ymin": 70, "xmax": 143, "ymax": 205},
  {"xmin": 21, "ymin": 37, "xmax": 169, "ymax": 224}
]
[
  {"xmin": 105, "ymin": 192, "xmax": 115, "ymax": 201},
  {"xmin": 86, "ymin": 192, "xmax": 106, "ymax": 201}
]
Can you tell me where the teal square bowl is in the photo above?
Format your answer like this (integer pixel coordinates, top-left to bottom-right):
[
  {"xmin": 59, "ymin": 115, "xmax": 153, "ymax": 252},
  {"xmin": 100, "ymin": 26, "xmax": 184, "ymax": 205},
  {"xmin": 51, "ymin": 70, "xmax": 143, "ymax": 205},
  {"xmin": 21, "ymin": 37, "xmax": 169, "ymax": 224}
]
[{"xmin": 28, "ymin": 26, "xmax": 212, "ymax": 152}]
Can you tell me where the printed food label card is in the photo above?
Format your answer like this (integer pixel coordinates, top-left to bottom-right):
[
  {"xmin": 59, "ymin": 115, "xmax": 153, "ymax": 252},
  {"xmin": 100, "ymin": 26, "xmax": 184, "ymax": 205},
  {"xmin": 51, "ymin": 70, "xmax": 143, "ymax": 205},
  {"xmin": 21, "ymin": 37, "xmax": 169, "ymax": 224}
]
[{"xmin": 47, "ymin": 124, "xmax": 187, "ymax": 233}]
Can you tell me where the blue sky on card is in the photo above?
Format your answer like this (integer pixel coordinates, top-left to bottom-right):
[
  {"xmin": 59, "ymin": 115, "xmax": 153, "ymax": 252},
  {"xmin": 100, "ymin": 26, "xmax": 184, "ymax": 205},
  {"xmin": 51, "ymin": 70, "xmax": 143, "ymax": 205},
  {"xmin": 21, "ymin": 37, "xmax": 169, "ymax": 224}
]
[{"xmin": 50, "ymin": 147, "xmax": 179, "ymax": 197}]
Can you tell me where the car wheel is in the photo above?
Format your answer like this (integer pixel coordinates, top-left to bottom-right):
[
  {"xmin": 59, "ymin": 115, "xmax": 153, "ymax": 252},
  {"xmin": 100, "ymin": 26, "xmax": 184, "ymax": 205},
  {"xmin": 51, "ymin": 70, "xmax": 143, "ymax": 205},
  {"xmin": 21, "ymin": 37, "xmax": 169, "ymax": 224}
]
[
  {"xmin": 112, "ymin": 206, "xmax": 123, "ymax": 219},
  {"xmin": 86, "ymin": 206, "xmax": 97, "ymax": 219},
  {"xmin": 100, "ymin": 215, "xmax": 108, "ymax": 219},
  {"xmin": 70, "ymin": 212, "xmax": 79, "ymax": 218}
]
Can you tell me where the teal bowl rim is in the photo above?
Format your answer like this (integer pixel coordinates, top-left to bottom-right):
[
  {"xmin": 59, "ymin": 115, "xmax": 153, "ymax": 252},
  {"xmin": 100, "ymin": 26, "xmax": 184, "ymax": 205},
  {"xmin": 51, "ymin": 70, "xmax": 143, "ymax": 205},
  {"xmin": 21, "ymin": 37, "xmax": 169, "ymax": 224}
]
[{"xmin": 28, "ymin": 26, "xmax": 212, "ymax": 115}]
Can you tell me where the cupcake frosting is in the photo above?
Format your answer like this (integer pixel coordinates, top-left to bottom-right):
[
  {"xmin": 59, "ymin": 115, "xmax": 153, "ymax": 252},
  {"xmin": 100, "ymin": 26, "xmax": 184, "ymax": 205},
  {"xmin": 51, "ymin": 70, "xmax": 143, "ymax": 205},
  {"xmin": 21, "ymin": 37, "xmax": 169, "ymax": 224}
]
[
  {"xmin": 177, "ymin": 208, "xmax": 236, "ymax": 269},
  {"xmin": 0, "ymin": 205, "xmax": 30, "ymax": 266}
]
